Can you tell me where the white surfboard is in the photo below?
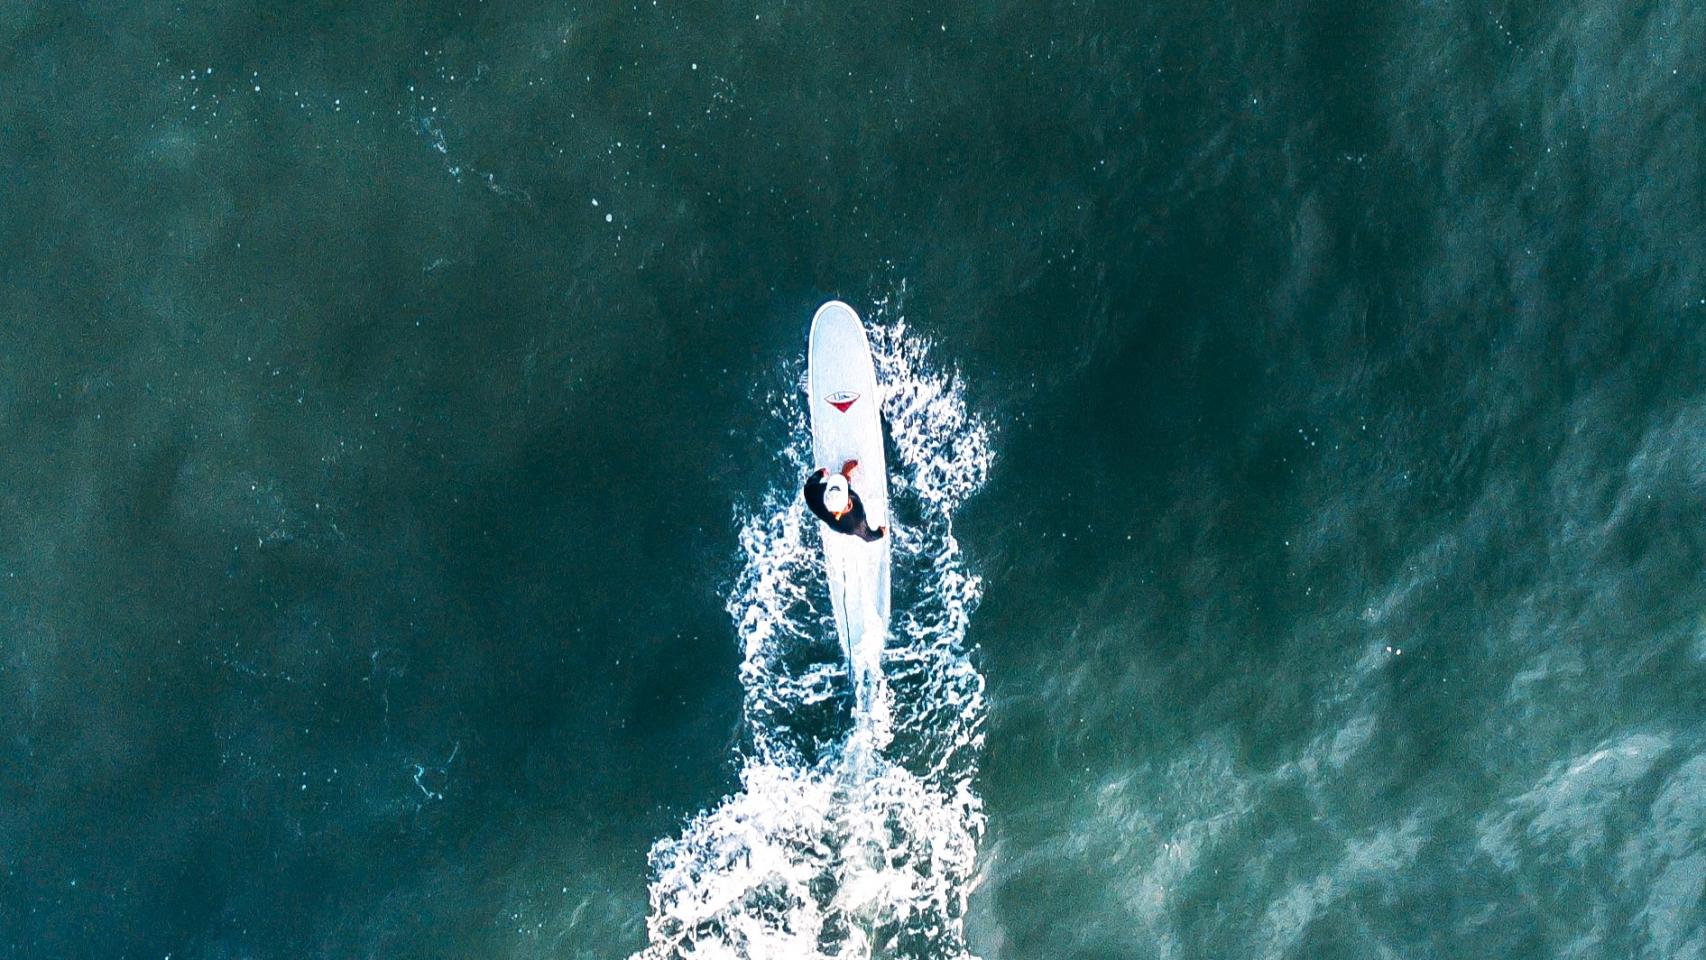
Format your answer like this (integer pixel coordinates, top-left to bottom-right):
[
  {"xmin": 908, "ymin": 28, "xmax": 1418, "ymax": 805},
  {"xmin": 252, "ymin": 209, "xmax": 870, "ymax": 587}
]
[{"xmin": 807, "ymin": 301, "xmax": 891, "ymax": 720}]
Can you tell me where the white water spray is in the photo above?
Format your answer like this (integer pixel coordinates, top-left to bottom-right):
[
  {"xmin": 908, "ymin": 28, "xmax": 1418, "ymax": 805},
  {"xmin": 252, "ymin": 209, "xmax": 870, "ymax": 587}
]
[{"xmin": 633, "ymin": 305, "xmax": 992, "ymax": 959}]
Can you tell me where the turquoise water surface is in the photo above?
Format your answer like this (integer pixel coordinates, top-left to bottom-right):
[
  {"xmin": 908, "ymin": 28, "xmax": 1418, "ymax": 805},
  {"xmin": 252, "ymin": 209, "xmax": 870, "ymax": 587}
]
[{"xmin": 4, "ymin": 1, "xmax": 1705, "ymax": 957}]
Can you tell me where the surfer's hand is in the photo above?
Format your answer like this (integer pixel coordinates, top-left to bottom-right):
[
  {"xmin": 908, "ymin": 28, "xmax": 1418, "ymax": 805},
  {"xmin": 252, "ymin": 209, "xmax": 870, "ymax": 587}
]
[{"xmin": 841, "ymin": 459, "xmax": 859, "ymax": 477}]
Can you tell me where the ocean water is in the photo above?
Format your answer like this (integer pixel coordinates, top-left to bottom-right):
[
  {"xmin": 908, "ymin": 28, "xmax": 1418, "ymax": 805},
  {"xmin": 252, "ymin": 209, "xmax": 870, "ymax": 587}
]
[{"xmin": 4, "ymin": 1, "xmax": 1705, "ymax": 958}]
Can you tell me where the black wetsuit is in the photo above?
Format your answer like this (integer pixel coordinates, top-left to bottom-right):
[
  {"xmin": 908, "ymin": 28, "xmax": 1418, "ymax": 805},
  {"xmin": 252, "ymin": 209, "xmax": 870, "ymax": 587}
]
[{"xmin": 803, "ymin": 468, "xmax": 886, "ymax": 542}]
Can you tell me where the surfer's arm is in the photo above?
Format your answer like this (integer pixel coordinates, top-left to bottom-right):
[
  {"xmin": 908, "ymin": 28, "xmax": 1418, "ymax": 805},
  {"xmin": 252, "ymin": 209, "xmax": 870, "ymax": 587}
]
[{"xmin": 802, "ymin": 469, "xmax": 827, "ymax": 507}]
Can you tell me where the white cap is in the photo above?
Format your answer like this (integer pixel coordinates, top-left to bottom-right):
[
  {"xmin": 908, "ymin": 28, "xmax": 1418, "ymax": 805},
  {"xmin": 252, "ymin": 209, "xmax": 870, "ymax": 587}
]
[{"xmin": 823, "ymin": 474, "xmax": 850, "ymax": 516}]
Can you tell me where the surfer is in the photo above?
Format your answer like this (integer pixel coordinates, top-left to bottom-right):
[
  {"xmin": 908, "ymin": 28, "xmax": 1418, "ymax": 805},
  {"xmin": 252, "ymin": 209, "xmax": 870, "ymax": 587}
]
[{"xmin": 804, "ymin": 460, "xmax": 887, "ymax": 542}]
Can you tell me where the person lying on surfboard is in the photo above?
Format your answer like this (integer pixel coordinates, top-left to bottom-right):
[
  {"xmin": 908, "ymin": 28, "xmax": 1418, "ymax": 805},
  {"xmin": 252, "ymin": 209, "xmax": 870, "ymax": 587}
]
[{"xmin": 803, "ymin": 460, "xmax": 887, "ymax": 542}]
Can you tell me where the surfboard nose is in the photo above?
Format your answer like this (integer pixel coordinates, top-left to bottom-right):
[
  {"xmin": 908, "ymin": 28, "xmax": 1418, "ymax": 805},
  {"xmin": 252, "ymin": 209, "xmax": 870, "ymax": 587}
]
[
  {"xmin": 811, "ymin": 300, "xmax": 862, "ymax": 329},
  {"xmin": 809, "ymin": 302, "xmax": 868, "ymax": 361}
]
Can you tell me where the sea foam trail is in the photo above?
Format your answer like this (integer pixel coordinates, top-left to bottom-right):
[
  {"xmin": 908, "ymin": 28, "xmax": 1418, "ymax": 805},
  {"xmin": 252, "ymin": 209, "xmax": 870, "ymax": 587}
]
[{"xmin": 632, "ymin": 316, "xmax": 992, "ymax": 960}]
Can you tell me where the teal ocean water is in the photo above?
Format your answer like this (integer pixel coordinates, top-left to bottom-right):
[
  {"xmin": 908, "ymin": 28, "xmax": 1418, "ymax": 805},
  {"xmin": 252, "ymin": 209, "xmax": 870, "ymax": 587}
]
[{"xmin": 5, "ymin": 1, "xmax": 1706, "ymax": 957}]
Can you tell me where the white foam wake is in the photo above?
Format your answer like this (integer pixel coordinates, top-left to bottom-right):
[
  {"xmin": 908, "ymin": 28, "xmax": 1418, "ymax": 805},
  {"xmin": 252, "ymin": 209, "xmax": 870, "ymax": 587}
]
[{"xmin": 632, "ymin": 306, "xmax": 992, "ymax": 960}]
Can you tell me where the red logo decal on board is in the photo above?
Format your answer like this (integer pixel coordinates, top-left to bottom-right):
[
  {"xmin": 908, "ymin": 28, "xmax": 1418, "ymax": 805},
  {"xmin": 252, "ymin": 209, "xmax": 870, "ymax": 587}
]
[{"xmin": 826, "ymin": 391, "xmax": 860, "ymax": 412}]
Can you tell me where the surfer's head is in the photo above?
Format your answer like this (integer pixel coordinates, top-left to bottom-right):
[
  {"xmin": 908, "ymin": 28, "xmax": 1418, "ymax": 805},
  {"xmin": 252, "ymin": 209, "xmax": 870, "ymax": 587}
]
[{"xmin": 823, "ymin": 474, "xmax": 851, "ymax": 518}]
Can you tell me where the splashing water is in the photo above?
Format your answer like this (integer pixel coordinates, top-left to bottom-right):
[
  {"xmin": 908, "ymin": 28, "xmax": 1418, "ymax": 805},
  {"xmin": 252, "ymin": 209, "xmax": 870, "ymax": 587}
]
[{"xmin": 633, "ymin": 308, "xmax": 993, "ymax": 960}]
